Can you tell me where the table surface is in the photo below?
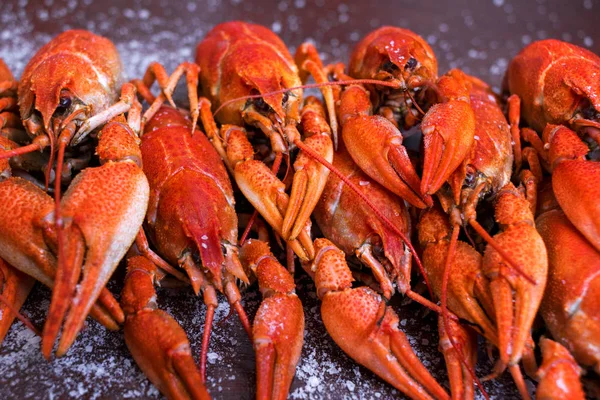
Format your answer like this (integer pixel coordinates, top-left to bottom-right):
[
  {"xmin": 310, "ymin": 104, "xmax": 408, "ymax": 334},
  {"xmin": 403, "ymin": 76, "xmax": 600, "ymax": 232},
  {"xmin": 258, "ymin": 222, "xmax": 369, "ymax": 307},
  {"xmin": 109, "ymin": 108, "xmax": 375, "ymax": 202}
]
[{"xmin": 1, "ymin": 0, "xmax": 599, "ymax": 399}]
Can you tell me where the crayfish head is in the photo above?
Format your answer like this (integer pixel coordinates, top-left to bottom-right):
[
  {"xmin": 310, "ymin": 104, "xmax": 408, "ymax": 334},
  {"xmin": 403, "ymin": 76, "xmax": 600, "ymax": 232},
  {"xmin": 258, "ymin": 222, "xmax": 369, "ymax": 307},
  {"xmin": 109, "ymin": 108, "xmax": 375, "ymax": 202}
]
[
  {"xmin": 19, "ymin": 53, "xmax": 109, "ymax": 145},
  {"xmin": 350, "ymin": 26, "xmax": 438, "ymax": 93},
  {"xmin": 240, "ymin": 74, "xmax": 302, "ymax": 152},
  {"xmin": 229, "ymin": 42, "xmax": 303, "ymax": 133}
]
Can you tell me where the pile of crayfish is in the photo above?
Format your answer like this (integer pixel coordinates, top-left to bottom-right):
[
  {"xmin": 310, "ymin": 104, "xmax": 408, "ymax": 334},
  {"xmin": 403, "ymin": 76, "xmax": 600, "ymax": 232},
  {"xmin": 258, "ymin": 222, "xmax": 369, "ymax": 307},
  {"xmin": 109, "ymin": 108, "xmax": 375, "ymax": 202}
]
[{"xmin": 0, "ymin": 21, "xmax": 599, "ymax": 400}]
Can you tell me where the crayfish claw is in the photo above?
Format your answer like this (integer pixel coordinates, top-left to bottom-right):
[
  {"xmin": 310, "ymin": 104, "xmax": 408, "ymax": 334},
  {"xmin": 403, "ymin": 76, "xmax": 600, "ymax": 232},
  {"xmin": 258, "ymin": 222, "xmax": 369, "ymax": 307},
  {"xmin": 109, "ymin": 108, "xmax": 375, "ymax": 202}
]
[
  {"xmin": 420, "ymin": 100, "xmax": 475, "ymax": 196},
  {"xmin": 282, "ymin": 100, "xmax": 333, "ymax": 241},
  {"xmin": 312, "ymin": 239, "xmax": 449, "ymax": 400},
  {"xmin": 483, "ymin": 184, "xmax": 547, "ymax": 372},
  {"xmin": 339, "ymin": 85, "xmax": 429, "ymax": 208},
  {"xmin": 240, "ymin": 239, "xmax": 304, "ymax": 400},
  {"xmin": 45, "ymin": 149, "xmax": 149, "ymax": 357},
  {"xmin": 122, "ymin": 256, "xmax": 211, "ymax": 400}
]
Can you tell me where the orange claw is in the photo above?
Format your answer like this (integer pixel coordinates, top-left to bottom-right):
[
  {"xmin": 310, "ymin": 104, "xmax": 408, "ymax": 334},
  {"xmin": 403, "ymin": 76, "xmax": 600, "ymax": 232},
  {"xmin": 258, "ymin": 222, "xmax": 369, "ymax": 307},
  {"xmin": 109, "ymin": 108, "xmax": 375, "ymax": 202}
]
[
  {"xmin": 240, "ymin": 239, "xmax": 304, "ymax": 400},
  {"xmin": 282, "ymin": 97, "xmax": 333, "ymax": 242},
  {"xmin": 309, "ymin": 238, "xmax": 449, "ymax": 400},
  {"xmin": 0, "ymin": 258, "xmax": 36, "ymax": 344},
  {"xmin": 420, "ymin": 69, "xmax": 475, "ymax": 196},
  {"xmin": 542, "ymin": 124, "xmax": 600, "ymax": 254},
  {"xmin": 418, "ymin": 205, "xmax": 497, "ymax": 344},
  {"xmin": 0, "ymin": 177, "xmax": 124, "ymax": 337},
  {"xmin": 482, "ymin": 183, "xmax": 547, "ymax": 375},
  {"xmin": 535, "ymin": 338, "xmax": 585, "ymax": 400},
  {"xmin": 339, "ymin": 84, "xmax": 430, "ymax": 208},
  {"xmin": 122, "ymin": 256, "xmax": 211, "ymax": 400},
  {"xmin": 536, "ymin": 200, "xmax": 600, "ymax": 373},
  {"xmin": 42, "ymin": 118, "xmax": 149, "ymax": 358},
  {"xmin": 438, "ymin": 316, "xmax": 477, "ymax": 400}
]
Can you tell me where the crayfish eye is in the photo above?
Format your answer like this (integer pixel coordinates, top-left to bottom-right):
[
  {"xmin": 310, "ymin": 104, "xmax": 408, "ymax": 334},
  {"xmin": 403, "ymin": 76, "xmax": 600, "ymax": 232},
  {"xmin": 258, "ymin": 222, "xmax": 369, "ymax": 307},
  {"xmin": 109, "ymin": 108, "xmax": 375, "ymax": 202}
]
[
  {"xmin": 381, "ymin": 60, "xmax": 399, "ymax": 73},
  {"xmin": 464, "ymin": 171, "xmax": 475, "ymax": 187},
  {"xmin": 254, "ymin": 97, "xmax": 270, "ymax": 113},
  {"xmin": 405, "ymin": 57, "xmax": 418, "ymax": 71},
  {"xmin": 282, "ymin": 91, "xmax": 289, "ymax": 105},
  {"xmin": 55, "ymin": 97, "xmax": 72, "ymax": 115}
]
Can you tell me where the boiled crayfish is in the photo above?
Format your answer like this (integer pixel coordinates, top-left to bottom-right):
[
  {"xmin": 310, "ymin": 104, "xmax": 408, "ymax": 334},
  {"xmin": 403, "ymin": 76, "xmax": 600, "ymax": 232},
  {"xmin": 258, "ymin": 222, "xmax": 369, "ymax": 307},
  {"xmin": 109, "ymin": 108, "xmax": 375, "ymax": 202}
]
[{"xmin": 0, "ymin": 30, "xmax": 151, "ymax": 358}]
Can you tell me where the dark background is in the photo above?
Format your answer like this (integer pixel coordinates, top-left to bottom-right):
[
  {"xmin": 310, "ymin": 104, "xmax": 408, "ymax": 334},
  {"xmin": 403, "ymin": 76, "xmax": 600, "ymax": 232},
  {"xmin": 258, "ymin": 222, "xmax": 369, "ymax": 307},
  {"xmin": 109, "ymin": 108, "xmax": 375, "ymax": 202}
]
[{"xmin": 1, "ymin": 0, "xmax": 599, "ymax": 399}]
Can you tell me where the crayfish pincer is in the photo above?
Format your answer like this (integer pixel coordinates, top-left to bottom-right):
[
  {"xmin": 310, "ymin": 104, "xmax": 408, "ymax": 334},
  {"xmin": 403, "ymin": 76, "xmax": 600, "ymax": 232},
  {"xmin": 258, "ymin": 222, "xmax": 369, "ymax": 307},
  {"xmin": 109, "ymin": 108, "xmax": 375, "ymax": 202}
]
[
  {"xmin": 239, "ymin": 239, "xmax": 304, "ymax": 400},
  {"xmin": 307, "ymin": 239, "xmax": 450, "ymax": 400}
]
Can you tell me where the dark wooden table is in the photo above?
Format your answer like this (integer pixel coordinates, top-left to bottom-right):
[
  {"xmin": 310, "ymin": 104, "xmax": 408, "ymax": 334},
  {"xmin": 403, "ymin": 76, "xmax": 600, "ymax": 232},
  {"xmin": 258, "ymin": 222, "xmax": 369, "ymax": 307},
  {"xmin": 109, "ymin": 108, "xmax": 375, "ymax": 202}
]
[{"xmin": 0, "ymin": 0, "xmax": 598, "ymax": 399}]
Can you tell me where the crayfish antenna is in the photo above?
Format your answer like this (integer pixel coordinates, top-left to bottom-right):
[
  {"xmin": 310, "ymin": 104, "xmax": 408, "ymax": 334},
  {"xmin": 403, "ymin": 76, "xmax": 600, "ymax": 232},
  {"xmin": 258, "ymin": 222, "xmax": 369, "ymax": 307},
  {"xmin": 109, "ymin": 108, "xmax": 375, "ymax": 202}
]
[
  {"xmin": 212, "ymin": 79, "xmax": 401, "ymax": 118},
  {"xmin": 0, "ymin": 291, "xmax": 39, "ymax": 340}
]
